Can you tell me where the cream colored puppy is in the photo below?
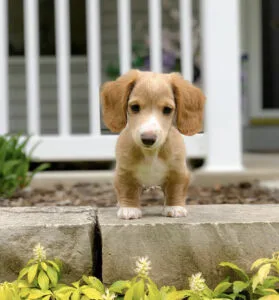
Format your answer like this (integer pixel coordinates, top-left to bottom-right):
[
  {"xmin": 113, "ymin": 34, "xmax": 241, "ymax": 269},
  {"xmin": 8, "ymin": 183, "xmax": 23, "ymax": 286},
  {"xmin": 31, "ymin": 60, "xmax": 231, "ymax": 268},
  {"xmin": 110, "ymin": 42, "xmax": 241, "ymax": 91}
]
[{"xmin": 101, "ymin": 70, "xmax": 205, "ymax": 219}]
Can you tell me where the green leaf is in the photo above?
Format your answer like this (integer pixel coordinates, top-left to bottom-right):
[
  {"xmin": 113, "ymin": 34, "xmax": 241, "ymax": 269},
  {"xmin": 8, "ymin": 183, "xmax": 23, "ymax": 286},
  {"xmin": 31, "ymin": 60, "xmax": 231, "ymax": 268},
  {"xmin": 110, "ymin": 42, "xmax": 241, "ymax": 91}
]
[
  {"xmin": 54, "ymin": 289, "xmax": 74, "ymax": 300},
  {"xmin": 132, "ymin": 279, "xmax": 145, "ymax": 299},
  {"xmin": 167, "ymin": 290, "xmax": 193, "ymax": 300},
  {"xmin": 261, "ymin": 289, "xmax": 278, "ymax": 295},
  {"xmin": 46, "ymin": 265, "xmax": 58, "ymax": 286},
  {"xmin": 251, "ymin": 258, "xmax": 271, "ymax": 270},
  {"xmin": 124, "ymin": 287, "xmax": 134, "ymax": 300},
  {"xmin": 31, "ymin": 163, "xmax": 50, "ymax": 177},
  {"xmin": 81, "ymin": 287, "xmax": 102, "ymax": 299},
  {"xmin": 19, "ymin": 287, "xmax": 31, "ymax": 298},
  {"xmin": 232, "ymin": 281, "xmax": 249, "ymax": 294},
  {"xmin": 41, "ymin": 262, "xmax": 48, "ymax": 271},
  {"xmin": 258, "ymin": 264, "xmax": 272, "ymax": 284},
  {"xmin": 263, "ymin": 276, "xmax": 279, "ymax": 288},
  {"xmin": 109, "ymin": 280, "xmax": 131, "ymax": 294},
  {"xmin": 219, "ymin": 262, "xmax": 249, "ymax": 281},
  {"xmin": 147, "ymin": 283, "xmax": 160, "ymax": 300},
  {"xmin": 259, "ymin": 296, "xmax": 279, "ymax": 300},
  {"xmin": 252, "ymin": 274, "xmax": 261, "ymax": 291},
  {"xmin": 28, "ymin": 288, "xmax": 51, "ymax": 299},
  {"xmin": 47, "ymin": 260, "xmax": 61, "ymax": 273},
  {"xmin": 17, "ymin": 280, "xmax": 31, "ymax": 288},
  {"xmin": 28, "ymin": 264, "xmax": 39, "ymax": 284},
  {"xmin": 214, "ymin": 282, "xmax": 232, "ymax": 296},
  {"xmin": 72, "ymin": 290, "xmax": 81, "ymax": 300},
  {"xmin": 42, "ymin": 295, "xmax": 51, "ymax": 300},
  {"xmin": 54, "ymin": 286, "xmax": 75, "ymax": 294},
  {"xmin": 82, "ymin": 276, "xmax": 105, "ymax": 293},
  {"xmin": 2, "ymin": 160, "xmax": 21, "ymax": 175},
  {"xmin": 18, "ymin": 267, "xmax": 30, "ymax": 280},
  {"xmin": 55, "ymin": 294, "xmax": 72, "ymax": 300},
  {"xmin": 0, "ymin": 141, "xmax": 7, "ymax": 169},
  {"xmin": 38, "ymin": 270, "xmax": 50, "ymax": 290}
]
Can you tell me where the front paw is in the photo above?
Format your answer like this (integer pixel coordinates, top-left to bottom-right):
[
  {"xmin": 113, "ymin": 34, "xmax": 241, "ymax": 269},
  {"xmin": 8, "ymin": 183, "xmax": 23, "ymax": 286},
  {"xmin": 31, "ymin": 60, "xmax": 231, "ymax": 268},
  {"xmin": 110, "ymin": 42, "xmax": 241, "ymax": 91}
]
[
  {"xmin": 162, "ymin": 206, "xmax": 188, "ymax": 218},
  {"xmin": 117, "ymin": 207, "xmax": 142, "ymax": 220}
]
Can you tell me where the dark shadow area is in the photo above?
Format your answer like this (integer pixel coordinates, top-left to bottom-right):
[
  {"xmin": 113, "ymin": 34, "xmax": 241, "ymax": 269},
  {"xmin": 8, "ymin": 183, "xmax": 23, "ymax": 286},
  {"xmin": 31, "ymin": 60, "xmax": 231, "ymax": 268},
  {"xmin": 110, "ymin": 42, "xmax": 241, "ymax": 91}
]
[
  {"xmin": 29, "ymin": 161, "xmax": 114, "ymax": 171},
  {"xmin": 92, "ymin": 218, "xmax": 102, "ymax": 281}
]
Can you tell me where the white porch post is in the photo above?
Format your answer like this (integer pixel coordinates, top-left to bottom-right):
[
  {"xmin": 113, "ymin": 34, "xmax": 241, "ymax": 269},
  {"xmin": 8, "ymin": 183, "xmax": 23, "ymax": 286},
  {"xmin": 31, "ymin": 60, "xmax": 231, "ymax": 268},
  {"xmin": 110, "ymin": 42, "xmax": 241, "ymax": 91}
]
[
  {"xmin": 0, "ymin": 0, "xmax": 8, "ymax": 134},
  {"xmin": 201, "ymin": 0, "xmax": 243, "ymax": 171}
]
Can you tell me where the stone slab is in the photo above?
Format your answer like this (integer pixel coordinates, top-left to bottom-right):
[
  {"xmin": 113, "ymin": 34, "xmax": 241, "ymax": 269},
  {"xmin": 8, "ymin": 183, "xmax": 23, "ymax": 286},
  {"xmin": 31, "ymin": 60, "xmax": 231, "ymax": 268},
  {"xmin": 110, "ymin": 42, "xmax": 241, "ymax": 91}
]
[
  {"xmin": 0, "ymin": 207, "xmax": 96, "ymax": 283},
  {"xmin": 99, "ymin": 205, "xmax": 279, "ymax": 289}
]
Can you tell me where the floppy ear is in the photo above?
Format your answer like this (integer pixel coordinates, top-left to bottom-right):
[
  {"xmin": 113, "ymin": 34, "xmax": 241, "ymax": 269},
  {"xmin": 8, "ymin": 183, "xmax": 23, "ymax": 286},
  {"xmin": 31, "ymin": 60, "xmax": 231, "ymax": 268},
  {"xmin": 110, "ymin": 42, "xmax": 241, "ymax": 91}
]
[
  {"xmin": 101, "ymin": 70, "xmax": 139, "ymax": 132},
  {"xmin": 170, "ymin": 73, "xmax": 205, "ymax": 136}
]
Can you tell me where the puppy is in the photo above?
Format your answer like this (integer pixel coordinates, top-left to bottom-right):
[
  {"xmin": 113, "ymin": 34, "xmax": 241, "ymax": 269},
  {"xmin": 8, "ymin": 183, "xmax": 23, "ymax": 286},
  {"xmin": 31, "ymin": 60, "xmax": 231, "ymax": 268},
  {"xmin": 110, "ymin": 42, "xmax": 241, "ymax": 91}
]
[{"xmin": 101, "ymin": 70, "xmax": 205, "ymax": 219}]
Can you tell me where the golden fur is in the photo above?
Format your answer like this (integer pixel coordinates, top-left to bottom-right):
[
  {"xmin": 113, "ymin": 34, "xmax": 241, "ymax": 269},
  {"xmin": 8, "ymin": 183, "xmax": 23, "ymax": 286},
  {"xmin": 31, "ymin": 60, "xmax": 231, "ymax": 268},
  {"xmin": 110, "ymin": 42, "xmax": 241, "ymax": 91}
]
[{"xmin": 101, "ymin": 70, "xmax": 205, "ymax": 219}]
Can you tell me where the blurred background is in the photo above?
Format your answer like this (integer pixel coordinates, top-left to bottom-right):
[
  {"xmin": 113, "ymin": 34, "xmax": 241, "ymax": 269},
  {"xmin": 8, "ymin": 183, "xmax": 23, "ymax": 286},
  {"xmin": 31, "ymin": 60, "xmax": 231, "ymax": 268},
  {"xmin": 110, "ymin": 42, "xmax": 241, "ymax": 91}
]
[{"xmin": 0, "ymin": 0, "xmax": 279, "ymax": 171}]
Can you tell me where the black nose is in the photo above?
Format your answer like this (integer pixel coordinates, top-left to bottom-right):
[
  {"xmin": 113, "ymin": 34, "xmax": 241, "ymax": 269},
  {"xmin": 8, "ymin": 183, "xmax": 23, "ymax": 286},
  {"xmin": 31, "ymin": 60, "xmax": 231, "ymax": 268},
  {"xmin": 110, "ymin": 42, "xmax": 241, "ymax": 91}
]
[{"xmin": 141, "ymin": 133, "xmax": 157, "ymax": 146}]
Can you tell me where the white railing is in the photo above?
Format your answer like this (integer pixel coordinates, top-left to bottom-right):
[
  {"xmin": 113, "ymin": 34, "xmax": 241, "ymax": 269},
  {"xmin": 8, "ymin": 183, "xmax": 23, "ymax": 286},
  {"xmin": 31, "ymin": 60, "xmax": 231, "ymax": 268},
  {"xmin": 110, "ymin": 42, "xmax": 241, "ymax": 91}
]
[
  {"xmin": 0, "ymin": 0, "xmax": 243, "ymax": 171},
  {"xmin": 0, "ymin": 0, "xmax": 8, "ymax": 135}
]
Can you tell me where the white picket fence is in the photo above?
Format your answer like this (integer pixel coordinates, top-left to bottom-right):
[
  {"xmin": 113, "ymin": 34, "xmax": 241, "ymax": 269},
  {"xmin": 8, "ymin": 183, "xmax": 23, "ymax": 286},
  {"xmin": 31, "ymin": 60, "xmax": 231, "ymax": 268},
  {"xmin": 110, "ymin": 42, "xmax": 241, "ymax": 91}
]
[{"xmin": 0, "ymin": 0, "xmax": 243, "ymax": 171}]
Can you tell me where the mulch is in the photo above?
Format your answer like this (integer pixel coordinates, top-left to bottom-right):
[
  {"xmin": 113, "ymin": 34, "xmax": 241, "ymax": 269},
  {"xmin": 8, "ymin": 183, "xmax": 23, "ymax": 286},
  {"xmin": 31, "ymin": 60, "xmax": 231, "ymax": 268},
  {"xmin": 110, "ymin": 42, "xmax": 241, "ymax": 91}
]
[{"xmin": 1, "ymin": 180, "xmax": 279, "ymax": 207}]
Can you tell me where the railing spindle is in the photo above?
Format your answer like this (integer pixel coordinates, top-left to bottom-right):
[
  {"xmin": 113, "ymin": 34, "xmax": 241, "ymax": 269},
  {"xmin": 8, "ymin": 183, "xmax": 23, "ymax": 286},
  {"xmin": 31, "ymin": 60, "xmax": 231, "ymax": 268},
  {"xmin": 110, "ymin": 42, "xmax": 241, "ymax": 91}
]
[
  {"xmin": 55, "ymin": 0, "xmax": 71, "ymax": 135},
  {"xmin": 24, "ymin": 0, "xmax": 40, "ymax": 134}
]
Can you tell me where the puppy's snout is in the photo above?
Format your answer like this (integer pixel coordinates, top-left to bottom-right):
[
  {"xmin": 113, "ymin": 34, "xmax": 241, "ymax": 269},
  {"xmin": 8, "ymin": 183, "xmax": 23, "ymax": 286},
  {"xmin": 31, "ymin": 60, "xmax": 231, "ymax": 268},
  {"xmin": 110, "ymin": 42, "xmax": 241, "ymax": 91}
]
[{"xmin": 141, "ymin": 132, "xmax": 157, "ymax": 146}]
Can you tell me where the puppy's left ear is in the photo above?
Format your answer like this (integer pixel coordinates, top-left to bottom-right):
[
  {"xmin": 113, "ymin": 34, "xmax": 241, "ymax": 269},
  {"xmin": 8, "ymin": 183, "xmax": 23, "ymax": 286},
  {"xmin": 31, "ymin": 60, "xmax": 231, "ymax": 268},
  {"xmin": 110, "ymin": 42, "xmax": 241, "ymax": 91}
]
[{"xmin": 170, "ymin": 73, "xmax": 205, "ymax": 136}]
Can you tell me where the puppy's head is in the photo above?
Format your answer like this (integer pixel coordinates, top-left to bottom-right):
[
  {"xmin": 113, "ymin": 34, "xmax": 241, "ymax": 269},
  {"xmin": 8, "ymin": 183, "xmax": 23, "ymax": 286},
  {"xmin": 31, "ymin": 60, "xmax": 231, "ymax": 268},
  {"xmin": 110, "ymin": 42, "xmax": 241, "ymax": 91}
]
[{"xmin": 101, "ymin": 70, "xmax": 205, "ymax": 149}]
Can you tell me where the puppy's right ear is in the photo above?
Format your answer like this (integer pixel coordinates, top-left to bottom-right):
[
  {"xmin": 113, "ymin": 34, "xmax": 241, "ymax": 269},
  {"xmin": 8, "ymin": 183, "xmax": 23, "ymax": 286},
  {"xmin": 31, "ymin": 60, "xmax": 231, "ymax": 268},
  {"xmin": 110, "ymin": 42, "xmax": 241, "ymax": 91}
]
[{"xmin": 101, "ymin": 69, "xmax": 139, "ymax": 133}]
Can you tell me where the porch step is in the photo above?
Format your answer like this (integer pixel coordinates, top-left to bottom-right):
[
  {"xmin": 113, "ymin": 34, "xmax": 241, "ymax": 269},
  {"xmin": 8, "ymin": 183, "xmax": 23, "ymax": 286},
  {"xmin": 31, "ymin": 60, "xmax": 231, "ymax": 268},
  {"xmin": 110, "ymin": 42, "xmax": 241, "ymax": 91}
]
[
  {"xmin": 1, "ymin": 205, "xmax": 279, "ymax": 289},
  {"xmin": 99, "ymin": 205, "xmax": 279, "ymax": 288}
]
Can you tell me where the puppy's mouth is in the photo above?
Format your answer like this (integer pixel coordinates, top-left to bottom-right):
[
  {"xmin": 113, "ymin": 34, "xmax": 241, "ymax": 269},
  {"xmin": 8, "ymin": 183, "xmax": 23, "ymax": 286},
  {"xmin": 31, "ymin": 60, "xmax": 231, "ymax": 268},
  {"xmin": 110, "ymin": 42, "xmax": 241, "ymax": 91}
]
[
  {"xmin": 141, "ymin": 138, "xmax": 156, "ymax": 146},
  {"xmin": 140, "ymin": 140, "xmax": 160, "ymax": 150}
]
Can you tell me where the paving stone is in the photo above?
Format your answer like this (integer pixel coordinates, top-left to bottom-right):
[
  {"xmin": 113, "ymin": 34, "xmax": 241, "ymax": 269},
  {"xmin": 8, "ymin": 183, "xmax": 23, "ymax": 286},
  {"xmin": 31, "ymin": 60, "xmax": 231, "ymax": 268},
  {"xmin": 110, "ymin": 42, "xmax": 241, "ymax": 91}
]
[
  {"xmin": 99, "ymin": 205, "xmax": 279, "ymax": 289},
  {"xmin": 0, "ymin": 206, "xmax": 96, "ymax": 283}
]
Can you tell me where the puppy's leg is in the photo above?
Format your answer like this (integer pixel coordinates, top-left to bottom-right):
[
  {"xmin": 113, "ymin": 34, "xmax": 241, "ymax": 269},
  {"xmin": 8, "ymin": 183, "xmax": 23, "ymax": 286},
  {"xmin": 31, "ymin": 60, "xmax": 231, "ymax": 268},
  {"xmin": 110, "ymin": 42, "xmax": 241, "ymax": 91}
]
[
  {"xmin": 162, "ymin": 172, "xmax": 190, "ymax": 217},
  {"xmin": 114, "ymin": 171, "xmax": 142, "ymax": 219}
]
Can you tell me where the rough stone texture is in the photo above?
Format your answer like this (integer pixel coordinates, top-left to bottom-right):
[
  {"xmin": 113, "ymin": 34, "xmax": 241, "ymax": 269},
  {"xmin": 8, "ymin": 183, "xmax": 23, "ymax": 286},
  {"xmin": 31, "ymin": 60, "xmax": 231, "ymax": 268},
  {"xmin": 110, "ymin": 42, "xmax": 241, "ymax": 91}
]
[
  {"xmin": 0, "ymin": 207, "xmax": 96, "ymax": 283},
  {"xmin": 99, "ymin": 205, "xmax": 279, "ymax": 289}
]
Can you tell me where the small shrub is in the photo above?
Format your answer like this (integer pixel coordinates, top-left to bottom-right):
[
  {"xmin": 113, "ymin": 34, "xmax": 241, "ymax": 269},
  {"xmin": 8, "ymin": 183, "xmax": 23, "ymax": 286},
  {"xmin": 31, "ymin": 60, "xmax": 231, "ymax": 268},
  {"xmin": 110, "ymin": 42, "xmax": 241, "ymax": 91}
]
[
  {"xmin": 1, "ymin": 244, "xmax": 279, "ymax": 299},
  {"xmin": 0, "ymin": 134, "xmax": 49, "ymax": 198}
]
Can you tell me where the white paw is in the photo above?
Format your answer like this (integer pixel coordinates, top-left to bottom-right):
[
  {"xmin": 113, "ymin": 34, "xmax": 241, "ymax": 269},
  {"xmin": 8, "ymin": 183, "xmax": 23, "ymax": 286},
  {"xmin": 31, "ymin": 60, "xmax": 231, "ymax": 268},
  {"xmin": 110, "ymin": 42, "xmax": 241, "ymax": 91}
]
[
  {"xmin": 162, "ymin": 206, "xmax": 188, "ymax": 218},
  {"xmin": 117, "ymin": 207, "xmax": 142, "ymax": 220}
]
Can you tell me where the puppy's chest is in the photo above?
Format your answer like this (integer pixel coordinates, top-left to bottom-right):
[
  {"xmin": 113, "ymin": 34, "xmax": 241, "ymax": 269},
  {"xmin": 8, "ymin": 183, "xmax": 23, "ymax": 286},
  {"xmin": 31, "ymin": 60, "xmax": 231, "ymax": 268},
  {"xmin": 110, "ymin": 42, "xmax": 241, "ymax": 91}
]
[{"xmin": 134, "ymin": 157, "xmax": 168, "ymax": 187}]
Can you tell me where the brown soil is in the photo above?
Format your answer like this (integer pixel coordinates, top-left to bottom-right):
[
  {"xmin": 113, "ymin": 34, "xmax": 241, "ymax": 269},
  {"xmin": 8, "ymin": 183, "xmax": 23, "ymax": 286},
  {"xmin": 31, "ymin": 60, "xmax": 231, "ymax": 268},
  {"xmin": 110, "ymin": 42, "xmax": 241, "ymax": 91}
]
[{"xmin": 1, "ymin": 181, "xmax": 279, "ymax": 207}]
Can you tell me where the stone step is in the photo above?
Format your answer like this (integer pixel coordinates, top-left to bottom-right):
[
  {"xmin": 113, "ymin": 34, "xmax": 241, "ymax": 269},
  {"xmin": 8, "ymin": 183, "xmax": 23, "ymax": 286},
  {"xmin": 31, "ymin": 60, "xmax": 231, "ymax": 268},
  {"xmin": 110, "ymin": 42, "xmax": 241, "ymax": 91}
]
[
  {"xmin": 1, "ymin": 205, "xmax": 279, "ymax": 289},
  {"xmin": 0, "ymin": 207, "xmax": 96, "ymax": 283},
  {"xmin": 98, "ymin": 205, "xmax": 279, "ymax": 288}
]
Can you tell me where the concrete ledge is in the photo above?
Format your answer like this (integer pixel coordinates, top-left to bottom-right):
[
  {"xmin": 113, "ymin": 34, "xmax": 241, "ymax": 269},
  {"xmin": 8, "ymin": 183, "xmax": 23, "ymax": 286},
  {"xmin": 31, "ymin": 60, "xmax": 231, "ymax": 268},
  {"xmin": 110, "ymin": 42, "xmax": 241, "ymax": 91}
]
[
  {"xmin": 1, "ymin": 205, "xmax": 279, "ymax": 289},
  {"xmin": 0, "ymin": 207, "xmax": 97, "ymax": 283},
  {"xmin": 99, "ymin": 205, "xmax": 279, "ymax": 288}
]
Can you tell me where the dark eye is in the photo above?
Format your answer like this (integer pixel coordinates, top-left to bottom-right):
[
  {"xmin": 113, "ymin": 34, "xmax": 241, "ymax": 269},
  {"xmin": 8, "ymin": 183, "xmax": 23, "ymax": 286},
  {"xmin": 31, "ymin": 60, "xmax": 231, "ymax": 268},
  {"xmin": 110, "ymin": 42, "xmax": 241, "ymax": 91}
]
[
  {"xmin": 130, "ymin": 104, "xmax": 140, "ymax": 113},
  {"xmin": 163, "ymin": 106, "xmax": 172, "ymax": 115}
]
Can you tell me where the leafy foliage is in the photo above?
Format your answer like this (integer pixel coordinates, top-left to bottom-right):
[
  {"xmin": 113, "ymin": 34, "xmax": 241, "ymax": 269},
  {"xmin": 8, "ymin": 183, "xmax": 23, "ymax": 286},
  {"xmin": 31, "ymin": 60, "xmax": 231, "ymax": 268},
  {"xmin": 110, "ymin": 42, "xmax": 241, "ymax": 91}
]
[
  {"xmin": 0, "ymin": 134, "xmax": 49, "ymax": 198},
  {"xmin": 1, "ymin": 245, "xmax": 279, "ymax": 299}
]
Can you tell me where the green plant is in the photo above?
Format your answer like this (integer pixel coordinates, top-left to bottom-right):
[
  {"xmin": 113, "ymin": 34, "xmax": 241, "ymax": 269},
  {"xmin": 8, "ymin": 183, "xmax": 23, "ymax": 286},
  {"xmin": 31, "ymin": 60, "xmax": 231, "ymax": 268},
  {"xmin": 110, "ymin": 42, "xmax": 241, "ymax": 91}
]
[
  {"xmin": 0, "ymin": 134, "xmax": 49, "ymax": 198},
  {"xmin": 2, "ymin": 245, "xmax": 279, "ymax": 300},
  {"xmin": 219, "ymin": 252, "xmax": 279, "ymax": 300},
  {"xmin": 0, "ymin": 281, "xmax": 21, "ymax": 300}
]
